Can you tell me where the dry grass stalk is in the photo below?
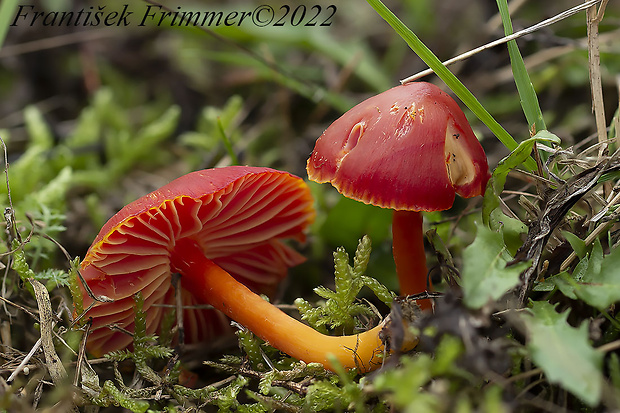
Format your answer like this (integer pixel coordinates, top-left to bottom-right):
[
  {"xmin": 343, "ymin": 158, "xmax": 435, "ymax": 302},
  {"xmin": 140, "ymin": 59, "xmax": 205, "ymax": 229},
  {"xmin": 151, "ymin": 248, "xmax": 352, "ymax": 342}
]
[{"xmin": 587, "ymin": 0, "xmax": 610, "ymax": 160}]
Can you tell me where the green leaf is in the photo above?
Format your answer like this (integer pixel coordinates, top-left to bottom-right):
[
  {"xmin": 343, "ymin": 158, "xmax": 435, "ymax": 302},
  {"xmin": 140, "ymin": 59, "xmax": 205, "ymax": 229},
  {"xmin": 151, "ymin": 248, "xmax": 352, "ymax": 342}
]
[
  {"xmin": 549, "ymin": 240, "xmax": 620, "ymax": 310},
  {"xmin": 461, "ymin": 224, "xmax": 529, "ymax": 309},
  {"xmin": 572, "ymin": 240, "xmax": 620, "ymax": 310},
  {"xmin": 545, "ymin": 251, "xmax": 591, "ymax": 297},
  {"xmin": 488, "ymin": 208, "xmax": 527, "ymax": 255},
  {"xmin": 581, "ymin": 238, "xmax": 604, "ymax": 283},
  {"xmin": 562, "ymin": 231, "xmax": 587, "ymax": 260},
  {"xmin": 496, "ymin": 0, "xmax": 546, "ymax": 134},
  {"xmin": 548, "ymin": 271, "xmax": 579, "ymax": 299},
  {"xmin": 521, "ymin": 301, "xmax": 603, "ymax": 406}
]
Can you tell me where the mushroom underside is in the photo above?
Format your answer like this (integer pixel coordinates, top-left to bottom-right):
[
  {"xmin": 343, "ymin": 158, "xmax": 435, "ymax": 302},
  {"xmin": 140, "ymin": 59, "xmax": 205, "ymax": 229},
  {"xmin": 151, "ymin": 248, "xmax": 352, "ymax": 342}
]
[{"xmin": 79, "ymin": 168, "xmax": 315, "ymax": 355}]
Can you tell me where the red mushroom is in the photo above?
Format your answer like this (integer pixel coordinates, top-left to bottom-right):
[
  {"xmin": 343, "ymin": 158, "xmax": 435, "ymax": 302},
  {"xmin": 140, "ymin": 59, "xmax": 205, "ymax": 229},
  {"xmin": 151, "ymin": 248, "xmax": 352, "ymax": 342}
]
[
  {"xmin": 76, "ymin": 166, "xmax": 415, "ymax": 372},
  {"xmin": 307, "ymin": 82, "xmax": 490, "ymax": 310}
]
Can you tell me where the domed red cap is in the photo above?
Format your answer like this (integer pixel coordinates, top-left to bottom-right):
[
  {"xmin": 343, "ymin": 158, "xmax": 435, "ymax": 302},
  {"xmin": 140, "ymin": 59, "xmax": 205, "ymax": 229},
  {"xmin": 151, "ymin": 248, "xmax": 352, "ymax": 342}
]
[{"xmin": 307, "ymin": 82, "xmax": 489, "ymax": 211}]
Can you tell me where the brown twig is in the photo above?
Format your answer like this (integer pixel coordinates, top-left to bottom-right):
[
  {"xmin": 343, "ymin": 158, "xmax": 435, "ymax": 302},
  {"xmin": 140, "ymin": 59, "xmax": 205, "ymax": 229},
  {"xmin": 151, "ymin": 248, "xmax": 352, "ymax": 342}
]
[
  {"xmin": 28, "ymin": 279, "xmax": 67, "ymax": 385},
  {"xmin": 586, "ymin": 0, "xmax": 610, "ymax": 160}
]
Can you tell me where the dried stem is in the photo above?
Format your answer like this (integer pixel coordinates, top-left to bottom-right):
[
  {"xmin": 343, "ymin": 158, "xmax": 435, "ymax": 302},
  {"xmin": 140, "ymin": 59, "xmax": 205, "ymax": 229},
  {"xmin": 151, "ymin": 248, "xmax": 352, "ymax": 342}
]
[{"xmin": 586, "ymin": 0, "xmax": 610, "ymax": 159}]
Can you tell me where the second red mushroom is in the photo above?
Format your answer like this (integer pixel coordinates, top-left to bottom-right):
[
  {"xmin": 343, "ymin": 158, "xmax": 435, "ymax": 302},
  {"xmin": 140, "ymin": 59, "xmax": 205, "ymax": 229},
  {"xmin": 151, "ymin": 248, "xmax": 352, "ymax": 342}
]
[
  {"xmin": 307, "ymin": 82, "xmax": 490, "ymax": 310},
  {"xmin": 76, "ymin": 166, "xmax": 416, "ymax": 373}
]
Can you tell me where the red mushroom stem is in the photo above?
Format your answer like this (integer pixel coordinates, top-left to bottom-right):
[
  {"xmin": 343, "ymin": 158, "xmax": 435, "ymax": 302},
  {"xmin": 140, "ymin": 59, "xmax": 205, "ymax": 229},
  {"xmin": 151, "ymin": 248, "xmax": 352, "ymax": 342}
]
[
  {"xmin": 171, "ymin": 238, "xmax": 414, "ymax": 373},
  {"xmin": 392, "ymin": 210, "xmax": 432, "ymax": 310}
]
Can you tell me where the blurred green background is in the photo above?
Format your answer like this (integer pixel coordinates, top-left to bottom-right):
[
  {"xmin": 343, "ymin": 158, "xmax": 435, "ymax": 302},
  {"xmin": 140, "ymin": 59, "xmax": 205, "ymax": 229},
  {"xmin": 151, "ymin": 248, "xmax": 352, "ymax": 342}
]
[{"xmin": 0, "ymin": 0, "xmax": 618, "ymax": 297}]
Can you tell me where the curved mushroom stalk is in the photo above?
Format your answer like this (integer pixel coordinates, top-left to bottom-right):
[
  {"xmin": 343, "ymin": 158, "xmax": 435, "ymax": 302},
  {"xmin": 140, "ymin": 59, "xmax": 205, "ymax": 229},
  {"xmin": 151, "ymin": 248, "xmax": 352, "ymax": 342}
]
[
  {"xmin": 172, "ymin": 238, "xmax": 414, "ymax": 372},
  {"xmin": 78, "ymin": 167, "xmax": 315, "ymax": 355}
]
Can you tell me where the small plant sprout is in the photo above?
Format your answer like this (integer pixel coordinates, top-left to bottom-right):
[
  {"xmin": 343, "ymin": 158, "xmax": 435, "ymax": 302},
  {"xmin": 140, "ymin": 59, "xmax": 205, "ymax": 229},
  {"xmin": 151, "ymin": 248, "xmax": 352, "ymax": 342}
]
[
  {"xmin": 307, "ymin": 82, "xmax": 490, "ymax": 310},
  {"xmin": 75, "ymin": 166, "xmax": 416, "ymax": 373},
  {"xmin": 295, "ymin": 235, "xmax": 396, "ymax": 335}
]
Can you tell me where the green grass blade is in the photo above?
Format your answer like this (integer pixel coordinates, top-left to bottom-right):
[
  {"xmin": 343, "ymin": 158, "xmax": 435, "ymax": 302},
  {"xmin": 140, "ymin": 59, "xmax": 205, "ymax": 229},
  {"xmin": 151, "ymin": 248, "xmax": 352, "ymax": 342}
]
[
  {"xmin": 496, "ymin": 0, "xmax": 546, "ymax": 134},
  {"xmin": 0, "ymin": 0, "xmax": 19, "ymax": 49},
  {"xmin": 366, "ymin": 0, "xmax": 536, "ymax": 171},
  {"xmin": 217, "ymin": 116, "xmax": 239, "ymax": 166}
]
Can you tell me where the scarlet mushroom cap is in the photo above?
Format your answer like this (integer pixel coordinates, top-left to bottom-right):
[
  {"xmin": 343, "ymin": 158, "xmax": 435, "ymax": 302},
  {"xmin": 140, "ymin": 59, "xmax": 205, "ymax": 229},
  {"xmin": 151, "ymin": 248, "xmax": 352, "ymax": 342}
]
[
  {"xmin": 78, "ymin": 166, "xmax": 315, "ymax": 355},
  {"xmin": 307, "ymin": 82, "xmax": 489, "ymax": 211}
]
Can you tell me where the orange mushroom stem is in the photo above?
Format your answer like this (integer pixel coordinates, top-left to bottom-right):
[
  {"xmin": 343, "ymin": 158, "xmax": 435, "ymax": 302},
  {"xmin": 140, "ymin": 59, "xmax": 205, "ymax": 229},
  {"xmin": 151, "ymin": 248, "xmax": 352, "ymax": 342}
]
[{"xmin": 171, "ymin": 238, "xmax": 412, "ymax": 372}]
